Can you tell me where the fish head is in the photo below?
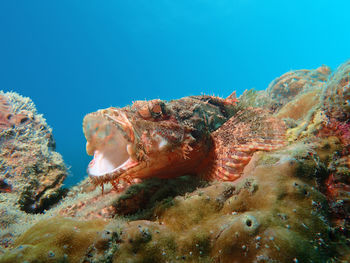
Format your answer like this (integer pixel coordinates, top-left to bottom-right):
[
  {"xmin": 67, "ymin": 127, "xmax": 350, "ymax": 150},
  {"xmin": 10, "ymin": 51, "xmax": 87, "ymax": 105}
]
[{"xmin": 83, "ymin": 99, "xmax": 212, "ymax": 186}]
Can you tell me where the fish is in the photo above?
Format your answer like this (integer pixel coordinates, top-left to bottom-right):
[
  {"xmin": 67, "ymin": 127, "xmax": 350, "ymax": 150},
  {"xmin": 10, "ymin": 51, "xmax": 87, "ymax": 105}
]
[{"xmin": 83, "ymin": 92, "xmax": 286, "ymax": 191}]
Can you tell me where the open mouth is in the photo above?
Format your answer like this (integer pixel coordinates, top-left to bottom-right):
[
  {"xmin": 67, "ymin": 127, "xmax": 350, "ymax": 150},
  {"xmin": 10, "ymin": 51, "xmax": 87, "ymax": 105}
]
[{"xmin": 83, "ymin": 113, "xmax": 136, "ymax": 179}]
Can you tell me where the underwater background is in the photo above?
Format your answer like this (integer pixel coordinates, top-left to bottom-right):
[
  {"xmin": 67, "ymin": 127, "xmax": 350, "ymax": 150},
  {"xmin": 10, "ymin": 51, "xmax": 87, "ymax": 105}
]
[{"xmin": 0, "ymin": 0, "xmax": 350, "ymax": 186}]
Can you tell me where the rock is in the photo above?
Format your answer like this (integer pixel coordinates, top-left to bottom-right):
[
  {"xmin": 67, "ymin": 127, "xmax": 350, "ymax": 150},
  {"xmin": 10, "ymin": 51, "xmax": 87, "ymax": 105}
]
[
  {"xmin": 0, "ymin": 91, "xmax": 68, "ymax": 249},
  {"xmin": 0, "ymin": 217, "xmax": 109, "ymax": 263},
  {"xmin": 238, "ymin": 65, "xmax": 331, "ymax": 113}
]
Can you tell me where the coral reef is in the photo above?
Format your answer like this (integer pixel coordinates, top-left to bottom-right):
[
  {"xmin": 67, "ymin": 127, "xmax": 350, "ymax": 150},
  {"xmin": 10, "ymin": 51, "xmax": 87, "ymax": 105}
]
[
  {"xmin": 57, "ymin": 175, "xmax": 206, "ymax": 220},
  {"xmin": 0, "ymin": 91, "xmax": 68, "ymax": 248},
  {"xmin": 275, "ymin": 89, "xmax": 321, "ymax": 121},
  {"xmin": 1, "ymin": 61, "xmax": 350, "ymax": 262},
  {"xmin": 1, "ymin": 141, "xmax": 346, "ymax": 262},
  {"xmin": 265, "ymin": 65, "xmax": 330, "ymax": 107},
  {"xmin": 0, "ymin": 217, "xmax": 111, "ymax": 263},
  {"xmin": 238, "ymin": 65, "xmax": 331, "ymax": 113},
  {"xmin": 323, "ymin": 61, "xmax": 350, "ymax": 122},
  {"xmin": 272, "ymin": 62, "xmax": 350, "ymax": 238},
  {"xmin": 0, "ymin": 92, "xmax": 67, "ymax": 213}
]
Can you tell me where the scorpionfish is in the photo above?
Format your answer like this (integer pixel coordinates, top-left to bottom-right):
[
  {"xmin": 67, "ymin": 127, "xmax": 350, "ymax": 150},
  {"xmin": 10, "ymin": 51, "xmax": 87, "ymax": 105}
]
[{"xmin": 83, "ymin": 93, "xmax": 286, "ymax": 191}]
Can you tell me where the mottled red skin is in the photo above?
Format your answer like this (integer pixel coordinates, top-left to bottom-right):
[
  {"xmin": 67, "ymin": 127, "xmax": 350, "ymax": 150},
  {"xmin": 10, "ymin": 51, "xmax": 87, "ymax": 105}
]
[
  {"xmin": 326, "ymin": 173, "xmax": 350, "ymax": 198},
  {"xmin": 318, "ymin": 118, "xmax": 350, "ymax": 146},
  {"xmin": 201, "ymin": 108, "xmax": 286, "ymax": 181},
  {"xmin": 83, "ymin": 93, "xmax": 286, "ymax": 191}
]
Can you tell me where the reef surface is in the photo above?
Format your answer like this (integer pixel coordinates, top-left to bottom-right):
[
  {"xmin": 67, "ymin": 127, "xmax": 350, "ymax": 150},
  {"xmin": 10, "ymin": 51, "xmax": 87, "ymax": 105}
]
[
  {"xmin": 0, "ymin": 61, "xmax": 349, "ymax": 262},
  {"xmin": 0, "ymin": 92, "xmax": 68, "ymax": 250}
]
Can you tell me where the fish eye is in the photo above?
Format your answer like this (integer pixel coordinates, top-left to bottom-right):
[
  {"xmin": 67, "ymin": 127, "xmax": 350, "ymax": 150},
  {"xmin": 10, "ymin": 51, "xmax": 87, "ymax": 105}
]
[
  {"xmin": 149, "ymin": 100, "xmax": 167, "ymax": 120},
  {"xmin": 150, "ymin": 102, "xmax": 162, "ymax": 114},
  {"xmin": 135, "ymin": 100, "xmax": 168, "ymax": 121}
]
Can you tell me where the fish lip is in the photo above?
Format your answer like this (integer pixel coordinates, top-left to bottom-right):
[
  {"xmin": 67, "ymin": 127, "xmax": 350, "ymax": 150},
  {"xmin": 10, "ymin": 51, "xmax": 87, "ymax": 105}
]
[
  {"xmin": 88, "ymin": 157, "xmax": 140, "ymax": 184},
  {"xmin": 83, "ymin": 108, "xmax": 137, "ymax": 157},
  {"xmin": 84, "ymin": 108, "xmax": 140, "ymax": 184},
  {"xmin": 83, "ymin": 109, "xmax": 135, "ymax": 145},
  {"xmin": 100, "ymin": 108, "xmax": 135, "ymax": 143}
]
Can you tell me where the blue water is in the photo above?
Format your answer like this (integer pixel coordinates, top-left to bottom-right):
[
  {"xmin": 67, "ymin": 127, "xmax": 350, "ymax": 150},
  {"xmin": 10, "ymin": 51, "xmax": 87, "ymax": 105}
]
[{"xmin": 0, "ymin": 1, "xmax": 349, "ymax": 186}]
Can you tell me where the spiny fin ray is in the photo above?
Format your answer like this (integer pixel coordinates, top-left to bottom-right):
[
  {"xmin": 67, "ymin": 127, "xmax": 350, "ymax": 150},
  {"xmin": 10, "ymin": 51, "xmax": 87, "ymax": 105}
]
[{"xmin": 207, "ymin": 108, "xmax": 287, "ymax": 181}]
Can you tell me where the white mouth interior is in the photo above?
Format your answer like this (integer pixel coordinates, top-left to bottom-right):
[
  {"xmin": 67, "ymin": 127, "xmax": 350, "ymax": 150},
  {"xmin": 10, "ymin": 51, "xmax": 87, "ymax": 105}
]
[{"xmin": 87, "ymin": 121, "xmax": 130, "ymax": 177}]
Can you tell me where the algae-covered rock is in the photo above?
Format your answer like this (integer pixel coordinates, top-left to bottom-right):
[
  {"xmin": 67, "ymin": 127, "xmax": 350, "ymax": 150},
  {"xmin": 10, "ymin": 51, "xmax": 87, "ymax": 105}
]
[
  {"xmin": 238, "ymin": 65, "xmax": 331, "ymax": 113},
  {"xmin": 0, "ymin": 91, "xmax": 68, "ymax": 213},
  {"xmin": 0, "ymin": 217, "xmax": 110, "ymax": 263},
  {"xmin": 0, "ymin": 91, "xmax": 68, "ymax": 249},
  {"xmin": 323, "ymin": 60, "xmax": 350, "ymax": 121},
  {"xmin": 56, "ymin": 175, "xmax": 206, "ymax": 220}
]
